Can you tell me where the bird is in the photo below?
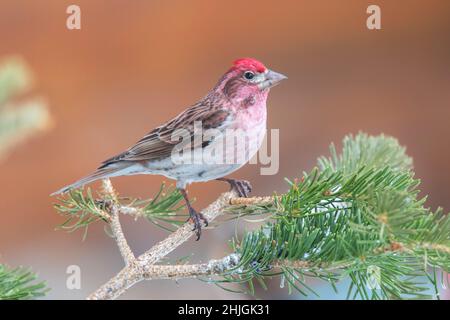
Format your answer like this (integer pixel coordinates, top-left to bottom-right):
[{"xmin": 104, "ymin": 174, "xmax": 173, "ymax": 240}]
[{"xmin": 51, "ymin": 58, "xmax": 287, "ymax": 240}]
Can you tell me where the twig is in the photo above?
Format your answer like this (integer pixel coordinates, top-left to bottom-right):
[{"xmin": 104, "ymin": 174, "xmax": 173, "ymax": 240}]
[
  {"xmin": 101, "ymin": 180, "xmax": 135, "ymax": 265},
  {"xmin": 87, "ymin": 184, "xmax": 238, "ymax": 300},
  {"xmin": 140, "ymin": 254, "xmax": 241, "ymax": 280},
  {"xmin": 230, "ymin": 196, "xmax": 276, "ymax": 206},
  {"xmin": 109, "ymin": 207, "xmax": 136, "ymax": 265},
  {"xmin": 138, "ymin": 191, "xmax": 236, "ymax": 265}
]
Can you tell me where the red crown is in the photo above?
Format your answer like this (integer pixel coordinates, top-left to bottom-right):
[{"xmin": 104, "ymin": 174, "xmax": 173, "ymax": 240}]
[{"xmin": 232, "ymin": 58, "xmax": 267, "ymax": 73}]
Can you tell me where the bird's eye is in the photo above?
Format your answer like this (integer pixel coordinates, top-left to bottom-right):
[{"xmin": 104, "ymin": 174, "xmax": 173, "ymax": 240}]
[{"xmin": 243, "ymin": 71, "xmax": 255, "ymax": 80}]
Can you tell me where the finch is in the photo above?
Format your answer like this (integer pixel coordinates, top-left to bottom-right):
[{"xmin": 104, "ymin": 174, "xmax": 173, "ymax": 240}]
[{"xmin": 52, "ymin": 58, "xmax": 287, "ymax": 239}]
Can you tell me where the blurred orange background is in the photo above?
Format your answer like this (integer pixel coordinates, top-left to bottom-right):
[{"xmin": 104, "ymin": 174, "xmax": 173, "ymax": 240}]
[{"xmin": 0, "ymin": 0, "xmax": 449, "ymax": 299}]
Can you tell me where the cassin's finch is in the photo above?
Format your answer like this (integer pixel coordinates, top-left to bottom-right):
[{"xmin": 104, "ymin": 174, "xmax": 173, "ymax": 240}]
[{"xmin": 52, "ymin": 58, "xmax": 287, "ymax": 239}]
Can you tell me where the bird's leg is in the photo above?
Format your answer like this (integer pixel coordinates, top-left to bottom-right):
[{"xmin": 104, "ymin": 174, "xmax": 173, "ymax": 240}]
[
  {"xmin": 216, "ymin": 178, "xmax": 252, "ymax": 198},
  {"xmin": 178, "ymin": 188, "xmax": 208, "ymax": 241}
]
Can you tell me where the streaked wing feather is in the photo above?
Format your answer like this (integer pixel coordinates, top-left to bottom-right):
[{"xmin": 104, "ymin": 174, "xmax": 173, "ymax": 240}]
[{"xmin": 99, "ymin": 103, "xmax": 230, "ymax": 167}]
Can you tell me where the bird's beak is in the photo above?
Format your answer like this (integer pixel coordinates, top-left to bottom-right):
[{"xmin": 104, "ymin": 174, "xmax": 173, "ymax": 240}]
[{"xmin": 259, "ymin": 69, "xmax": 288, "ymax": 90}]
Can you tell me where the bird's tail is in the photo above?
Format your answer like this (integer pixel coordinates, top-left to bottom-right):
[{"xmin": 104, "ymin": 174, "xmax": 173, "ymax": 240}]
[{"xmin": 50, "ymin": 165, "xmax": 125, "ymax": 196}]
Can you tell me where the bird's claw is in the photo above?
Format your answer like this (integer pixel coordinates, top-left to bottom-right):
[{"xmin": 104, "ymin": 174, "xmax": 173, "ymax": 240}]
[
  {"xmin": 228, "ymin": 179, "xmax": 252, "ymax": 198},
  {"xmin": 188, "ymin": 209, "xmax": 208, "ymax": 241}
]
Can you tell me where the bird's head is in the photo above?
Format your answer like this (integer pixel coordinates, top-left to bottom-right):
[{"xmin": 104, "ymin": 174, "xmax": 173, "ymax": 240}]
[{"xmin": 214, "ymin": 58, "xmax": 287, "ymax": 106}]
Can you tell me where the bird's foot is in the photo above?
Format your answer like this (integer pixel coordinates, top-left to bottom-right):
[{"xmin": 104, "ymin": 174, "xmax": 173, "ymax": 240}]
[
  {"xmin": 187, "ymin": 207, "xmax": 208, "ymax": 241},
  {"xmin": 219, "ymin": 178, "xmax": 252, "ymax": 198}
]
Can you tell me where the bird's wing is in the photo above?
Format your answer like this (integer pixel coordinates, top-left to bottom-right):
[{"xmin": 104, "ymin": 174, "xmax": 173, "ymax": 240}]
[{"xmin": 99, "ymin": 103, "xmax": 231, "ymax": 167}]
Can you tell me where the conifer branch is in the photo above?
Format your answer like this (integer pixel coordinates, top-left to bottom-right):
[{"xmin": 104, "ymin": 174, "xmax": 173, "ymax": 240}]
[
  {"xmin": 0, "ymin": 264, "xmax": 48, "ymax": 300},
  {"xmin": 100, "ymin": 180, "xmax": 135, "ymax": 265},
  {"xmin": 86, "ymin": 189, "xmax": 236, "ymax": 300},
  {"xmin": 54, "ymin": 133, "xmax": 450, "ymax": 300}
]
